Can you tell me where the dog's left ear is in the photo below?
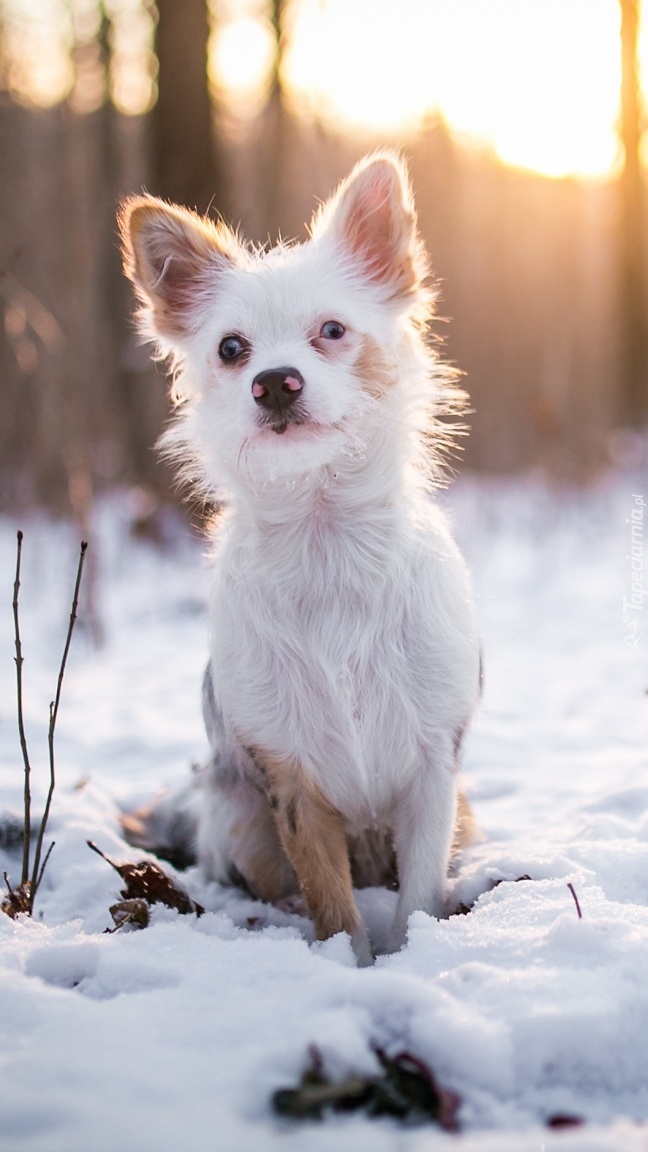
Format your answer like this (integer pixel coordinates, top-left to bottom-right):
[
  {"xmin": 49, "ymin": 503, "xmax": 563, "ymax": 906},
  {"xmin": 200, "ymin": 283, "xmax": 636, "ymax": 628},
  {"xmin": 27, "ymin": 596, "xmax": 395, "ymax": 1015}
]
[
  {"xmin": 310, "ymin": 152, "xmax": 428, "ymax": 307},
  {"xmin": 119, "ymin": 196, "xmax": 239, "ymax": 344}
]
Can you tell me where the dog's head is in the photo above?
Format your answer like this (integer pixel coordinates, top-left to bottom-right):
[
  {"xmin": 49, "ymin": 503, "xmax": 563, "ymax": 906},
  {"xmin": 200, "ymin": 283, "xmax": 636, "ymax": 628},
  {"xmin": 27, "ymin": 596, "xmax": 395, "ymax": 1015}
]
[{"xmin": 120, "ymin": 153, "xmax": 447, "ymax": 493}]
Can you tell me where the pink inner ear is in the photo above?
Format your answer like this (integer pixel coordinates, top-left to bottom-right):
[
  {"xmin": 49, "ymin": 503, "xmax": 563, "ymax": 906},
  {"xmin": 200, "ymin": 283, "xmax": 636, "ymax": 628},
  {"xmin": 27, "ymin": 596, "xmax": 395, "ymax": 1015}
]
[
  {"xmin": 151, "ymin": 248, "xmax": 199, "ymax": 311},
  {"xmin": 338, "ymin": 168, "xmax": 414, "ymax": 295},
  {"xmin": 141, "ymin": 228, "xmax": 204, "ymax": 308},
  {"xmin": 346, "ymin": 194, "xmax": 394, "ymax": 281},
  {"xmin": 130, "ymin": 209, "xmax": 222, "ymax": 336}
]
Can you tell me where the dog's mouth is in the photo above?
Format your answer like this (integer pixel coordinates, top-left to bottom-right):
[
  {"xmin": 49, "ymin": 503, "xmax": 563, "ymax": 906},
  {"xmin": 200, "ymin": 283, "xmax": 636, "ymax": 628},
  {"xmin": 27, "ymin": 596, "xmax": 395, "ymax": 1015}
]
[{"xmin": 256, "ymin": 406, "xmax": 309, "ymax": 436}]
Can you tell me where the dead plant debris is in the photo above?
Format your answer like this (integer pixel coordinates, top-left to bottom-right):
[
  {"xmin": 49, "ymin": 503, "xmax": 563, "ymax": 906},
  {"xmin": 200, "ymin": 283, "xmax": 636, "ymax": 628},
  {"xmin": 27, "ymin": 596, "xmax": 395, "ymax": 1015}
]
[
  {"xmin": 108, "ymin": 898, "xmax": 151, "ymax": 931},
  {"xmin": 1, "ymin": 873, "xmax": 32, "ymax": 919},
  {"xmin": 272, "ymin": 1044, "xmax": 460, "ymax": 1129},
  {"xmin": 546, "ymin": 1114, "xmax": 584, "ymax": 1129},
  {"xmin": 87, "ymin": 840, "xmax": 204, "ymax": 923}
]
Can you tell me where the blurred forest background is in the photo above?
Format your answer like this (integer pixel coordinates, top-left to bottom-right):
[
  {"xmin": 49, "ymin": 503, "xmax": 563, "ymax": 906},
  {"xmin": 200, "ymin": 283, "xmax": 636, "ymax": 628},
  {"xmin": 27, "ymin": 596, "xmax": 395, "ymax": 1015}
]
[{"xmin": 1, "ymin": 0, "xmax": 648, "ymax": 531}]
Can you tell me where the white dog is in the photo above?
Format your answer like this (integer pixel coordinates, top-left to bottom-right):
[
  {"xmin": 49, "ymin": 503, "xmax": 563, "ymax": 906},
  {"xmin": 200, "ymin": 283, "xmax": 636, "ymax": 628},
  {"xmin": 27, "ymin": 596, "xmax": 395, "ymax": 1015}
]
[{"xmin": 120, "ymin": 152, "xmax": 480, "ymax": 964}]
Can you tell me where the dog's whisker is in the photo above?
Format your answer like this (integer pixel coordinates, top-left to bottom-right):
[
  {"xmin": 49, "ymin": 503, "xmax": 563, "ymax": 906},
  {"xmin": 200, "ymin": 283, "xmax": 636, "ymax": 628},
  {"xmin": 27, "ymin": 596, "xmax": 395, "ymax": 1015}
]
[{"xmin": 237, "ymin": 437, "xmax": 251, "ymax": 475}]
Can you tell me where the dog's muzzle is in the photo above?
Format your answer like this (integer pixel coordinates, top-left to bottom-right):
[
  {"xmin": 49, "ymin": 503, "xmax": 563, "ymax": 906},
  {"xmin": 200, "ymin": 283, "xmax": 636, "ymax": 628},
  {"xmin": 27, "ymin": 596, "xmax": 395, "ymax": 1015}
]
[{"xmin": 252, "ymin": 368, "xmax": 304, "ymax": 434}]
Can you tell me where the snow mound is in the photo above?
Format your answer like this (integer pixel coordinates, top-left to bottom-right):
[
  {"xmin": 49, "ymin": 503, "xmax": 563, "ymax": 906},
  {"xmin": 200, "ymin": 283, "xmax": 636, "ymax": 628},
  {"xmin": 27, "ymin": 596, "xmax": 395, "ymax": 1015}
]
[{"xmin": 0, "ymin": 475, "xmax": 646, "ymax": 1151}]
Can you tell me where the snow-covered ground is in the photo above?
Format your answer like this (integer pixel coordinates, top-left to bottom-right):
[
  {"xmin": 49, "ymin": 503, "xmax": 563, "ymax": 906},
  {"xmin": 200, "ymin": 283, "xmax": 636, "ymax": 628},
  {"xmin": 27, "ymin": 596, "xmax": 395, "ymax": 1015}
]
[{"xmin": 0, "ymin": 472, "xmax": 647, "ymax": 1152}]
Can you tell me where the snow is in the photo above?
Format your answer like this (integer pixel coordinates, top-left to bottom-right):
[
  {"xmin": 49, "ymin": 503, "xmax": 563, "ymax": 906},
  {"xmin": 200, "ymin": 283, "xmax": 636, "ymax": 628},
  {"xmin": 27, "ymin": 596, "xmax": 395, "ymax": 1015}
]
[{"xmin": 0, "ymin": 472, "xmax": 647, "ymax": 1152}]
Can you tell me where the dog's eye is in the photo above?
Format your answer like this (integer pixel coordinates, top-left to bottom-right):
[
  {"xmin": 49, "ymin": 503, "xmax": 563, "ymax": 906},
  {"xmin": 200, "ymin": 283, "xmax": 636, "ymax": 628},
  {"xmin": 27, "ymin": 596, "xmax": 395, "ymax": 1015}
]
[
  {"xmin": 319, "ymin": 321, "xmax": 345, "ymax": 341},
  {"xmin": 218, "ymin": 335, "xmax": 248, "ymax": 363}
]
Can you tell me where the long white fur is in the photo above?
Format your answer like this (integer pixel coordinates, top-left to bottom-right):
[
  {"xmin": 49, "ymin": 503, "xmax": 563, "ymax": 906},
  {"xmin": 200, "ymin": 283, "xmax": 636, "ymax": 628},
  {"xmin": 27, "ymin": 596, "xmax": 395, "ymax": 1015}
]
[{"xmin": 121, "ymin": 152, "xmax": 481, "ymax": 960}]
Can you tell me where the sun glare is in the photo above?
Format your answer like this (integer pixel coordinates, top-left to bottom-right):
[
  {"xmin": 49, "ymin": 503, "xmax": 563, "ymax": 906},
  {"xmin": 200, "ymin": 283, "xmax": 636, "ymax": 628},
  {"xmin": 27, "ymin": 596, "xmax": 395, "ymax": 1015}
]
[
  {"xmin": 0, "ymin": 0, "xmax": 643, "ymax": 181},
  {"xmin": 284, "ymin": 0, "xmax": 624, "ymax": 179},
  {"xmin": 1, "ymin": 0, "xmax": 73, "ymax": 108},
  {"xmin": 107, "ymin": 0, "xmax": 157, "ymax": 117},
  {"xmin": 284, "ymin": 0, "xmax": 442, "ymax": 135},
  {"xmin": 209, "ymin": 14, "xmax": 276, "ymax": 117},
  {"xmin": 430, "ymin": 0, "xmax": 622, "ymax": 179}
]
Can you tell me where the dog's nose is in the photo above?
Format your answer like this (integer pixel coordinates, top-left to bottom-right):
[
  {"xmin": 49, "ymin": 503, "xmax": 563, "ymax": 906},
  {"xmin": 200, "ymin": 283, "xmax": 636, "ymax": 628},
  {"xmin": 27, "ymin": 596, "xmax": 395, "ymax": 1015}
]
[{"xmin": 251, "ymin": 367, "xmax": 304, "ymax": 411}]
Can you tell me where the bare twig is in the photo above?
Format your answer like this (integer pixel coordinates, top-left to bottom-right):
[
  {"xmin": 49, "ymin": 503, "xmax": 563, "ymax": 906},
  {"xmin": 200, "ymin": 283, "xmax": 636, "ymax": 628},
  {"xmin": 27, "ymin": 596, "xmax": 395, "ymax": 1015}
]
[
  {"xmin": 36, "ymin": 841, "xmax": 56, "ymax": 893},
  {"xmin": 4, "ymin": 534, "xmax": 87, "ymax": 921},
  {"xmin": 12, "ymin": 531, "xmax": 31, "ymax": 888},
  {"xmin": 30, "ymin": 541, "xmax": 87, "ymax": 900},
  {"xmin": 567, "ymin": 882, "xmax": 583, "ymax": 920},
  {"xmin": 86, "ymin": 839, "xmax": 121, "ymax": 872}
]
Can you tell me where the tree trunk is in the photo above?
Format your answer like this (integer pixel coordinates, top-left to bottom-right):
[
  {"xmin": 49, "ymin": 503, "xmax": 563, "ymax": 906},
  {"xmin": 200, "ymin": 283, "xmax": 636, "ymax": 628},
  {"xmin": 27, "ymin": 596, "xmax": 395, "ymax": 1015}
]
[
  {"xmin": 151, "ymin": 0, "xmax": 220, "ymax": 211},
  {"xmin": 619, "ymin": 0, "xmax": 648, "ymax": 423}
]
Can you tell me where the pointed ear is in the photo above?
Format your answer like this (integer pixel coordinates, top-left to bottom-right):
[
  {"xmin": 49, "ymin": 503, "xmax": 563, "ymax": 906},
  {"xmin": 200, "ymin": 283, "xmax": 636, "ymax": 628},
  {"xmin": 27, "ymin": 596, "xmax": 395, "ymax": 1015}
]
[
  {"xmin": 310, "ymin": 153, "xmax": 428, "ymax": 307},
  {"xmin": 119, "ymin": 196, "xmax": 239, "ymax": 343}
]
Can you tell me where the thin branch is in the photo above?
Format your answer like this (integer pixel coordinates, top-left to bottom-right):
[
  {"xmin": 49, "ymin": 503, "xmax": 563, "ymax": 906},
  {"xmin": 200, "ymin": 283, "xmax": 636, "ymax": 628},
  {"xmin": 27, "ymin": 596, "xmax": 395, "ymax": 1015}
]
[
  {"xmin": 31, "ymin": 541, "xmax": 88, "ymax": 901},
  {"xmin": 86, "ymin": 839, "xmax": 121, "ymax": 873},
  {"xmin": 12, "ymin": 531, "xmax": 32, "ymax": 888},
  {"xmin": 567, "ymin": 882, "xmax": 583, "ymax": 920},
  {"xmin": 36, "ymin": 841, "xmax": 55, "ymax": 893}
]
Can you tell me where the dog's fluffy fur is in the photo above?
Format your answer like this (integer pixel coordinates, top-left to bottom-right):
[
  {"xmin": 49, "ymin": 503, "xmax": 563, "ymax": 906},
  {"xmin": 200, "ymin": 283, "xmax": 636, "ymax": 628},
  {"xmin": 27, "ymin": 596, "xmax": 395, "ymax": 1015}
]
[{"xmin": 120, "ymin": 153, "xmax": 480, "ymax": 964}]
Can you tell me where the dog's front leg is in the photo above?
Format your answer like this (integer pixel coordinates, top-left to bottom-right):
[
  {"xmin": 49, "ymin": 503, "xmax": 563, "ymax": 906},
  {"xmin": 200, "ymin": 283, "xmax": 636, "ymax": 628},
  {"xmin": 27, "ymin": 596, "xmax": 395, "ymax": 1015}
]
[
  {"xmin": 388, "ymin": 745, "xmax": 458, "ymax": 954},
  {"xmin": 253, "ymin": 751, "xmax": 373, "ymax": 966}
]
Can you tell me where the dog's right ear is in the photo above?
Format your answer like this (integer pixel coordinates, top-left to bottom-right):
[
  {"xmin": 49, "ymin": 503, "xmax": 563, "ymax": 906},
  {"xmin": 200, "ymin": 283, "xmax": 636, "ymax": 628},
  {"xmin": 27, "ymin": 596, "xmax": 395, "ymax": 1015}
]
[
  {"xmin": 119, "ymin": 197, "xmax": 239, "ymax": 343},
  {"xmin": 309, "ymin": 152, "xmax": 429, "ymax": 313}
]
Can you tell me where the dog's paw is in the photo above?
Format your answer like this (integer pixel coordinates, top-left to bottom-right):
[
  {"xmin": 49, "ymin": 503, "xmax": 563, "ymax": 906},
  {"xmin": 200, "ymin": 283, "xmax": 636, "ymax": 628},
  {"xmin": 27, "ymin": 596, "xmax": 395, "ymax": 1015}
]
[
  {"xmin": 275, "ymin": 893, "xmax": 308, "ymax": 917},
  {"xmin": 385, "ymin": 921, "xmax": 407, "ymax": 957},
  {"xmin": 351, "ymin": 927, "xmax": 374, "ymax": 968}
]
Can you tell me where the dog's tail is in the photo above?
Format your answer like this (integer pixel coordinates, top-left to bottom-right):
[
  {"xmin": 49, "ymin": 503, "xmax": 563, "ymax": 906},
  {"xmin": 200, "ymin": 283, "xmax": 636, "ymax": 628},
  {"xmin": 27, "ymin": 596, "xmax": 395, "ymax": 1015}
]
[
  {"xmin": 120, "ymin": 772, "xmax": 204, "ymax": 871},
  {"xmin": 453, "ymin": 788, "xmax": 480, "ymax": 853}
]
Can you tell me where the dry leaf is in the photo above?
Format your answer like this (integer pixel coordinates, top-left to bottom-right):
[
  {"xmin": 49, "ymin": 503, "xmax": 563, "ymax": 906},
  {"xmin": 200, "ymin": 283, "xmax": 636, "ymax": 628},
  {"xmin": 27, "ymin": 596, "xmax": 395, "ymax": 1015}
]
[
  {"xmin": 109, "ymin": 898, "xmax": 151, "ymax": 930},
  {"xmin": 1, "ymin": 875, "xmax": 31, "ymax": 920},
  {"xmin": 273, "ymin": 1044, "xmax": 460, "ymax": 1129},
  {"xmin": 88, "ymin": 841, "xmax": 204, "ymax": 919}
]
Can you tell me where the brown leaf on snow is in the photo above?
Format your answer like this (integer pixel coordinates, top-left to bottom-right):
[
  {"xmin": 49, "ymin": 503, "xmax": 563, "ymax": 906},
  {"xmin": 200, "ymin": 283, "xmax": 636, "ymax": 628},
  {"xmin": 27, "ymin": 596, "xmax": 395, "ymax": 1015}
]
[
  {"xmin": 88, "ymin": 841, "xmax": 204, "ymax": 919},
  {"xmin": 1, "ymin": 875, "xmax": 31, "ymax": 919},
  {"xmin": 109, "ymin": 898, "xmax": 151, "ymax": 931}
]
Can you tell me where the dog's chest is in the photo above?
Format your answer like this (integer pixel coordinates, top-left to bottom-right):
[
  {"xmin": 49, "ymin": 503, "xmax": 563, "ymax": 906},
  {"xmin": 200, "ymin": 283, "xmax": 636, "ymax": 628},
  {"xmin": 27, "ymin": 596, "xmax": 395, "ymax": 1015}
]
[
  {"xmin": 216, "ymin": 520, "xmax": 405, "ymax": 718},
  {"xmin": 210, "ymin": 509, "xmax": 468, "ymax": 813},
  {"xmin": 218, "ymin": 516, "xmax": 404, "ymax": 695}
]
